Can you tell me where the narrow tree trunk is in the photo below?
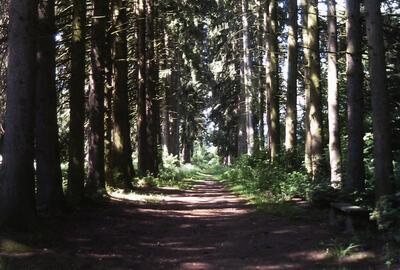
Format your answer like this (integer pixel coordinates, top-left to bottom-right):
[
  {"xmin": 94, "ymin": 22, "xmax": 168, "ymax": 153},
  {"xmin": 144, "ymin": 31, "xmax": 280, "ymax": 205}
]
[
  {"xmin": 153, "ymin": 0, "xmax": 162, "ymax": 170},
  {"xmin": 87, "ymin": 0, "xmax": 107, "ymax": 194},
  {"xmin": 285, "ymin": 0, "xmax": 298, "ymax": 164},
  {"xmin": 111, "ymin": 0, "xmax": 134, "ymax": 189},
  {"xmin": 327, "ymin": 0, "xmax": 341, "ymax": 187},
  {"xmin": 68, "ymin": 0, "xmax": 87, "ymax": 205},
  {"xmin": 161, "ymin": 25, "xmax": 171, "ymax": 154},
  {"xmin": 242, "ymin": 0, "xmax": 254, "ymax": 155},
  {"xmin": 263, "ymin": 6, "xmax": 271, "ymax": 153},
  {"xmin": 169, "ymin": 51, "xmax": 181, "ymax": 158},
  {"xmin": 364, "ymin": 0, "xmax": 394, "ymax": 198},
  {"xmin": 256, "ymin": 0, "xmax": 266, "ymax": 150},
  {"xmin": 238, "ymin": 39, "xmax": 248, "ymax": 156},
  {"xmin": 1, "ymin": 0, "xmax": 37, "ymax": 229},
  {"xmin": 104, "ymin": 59, "xmax": 113, "ymax": 185},
  {"xmin": 308, "ymin": 0, "xmax": 323, "ymax": 180},
  {"xmin": 36, "ymin": 0, "xmax": 65, "ymax": 213},
  {"xmin": 267, "ymin": 0, "xmax": 280, "ymax": 162},
  {"xmin": 346, "ymin": 0, "xmax": 365, "ymax": 191}
]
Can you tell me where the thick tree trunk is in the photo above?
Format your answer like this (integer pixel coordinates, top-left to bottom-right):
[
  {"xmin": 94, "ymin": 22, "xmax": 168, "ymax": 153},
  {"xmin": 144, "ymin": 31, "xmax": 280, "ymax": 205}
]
[
  {"xmin": 346, "ymin": 1, "xmax": 365, "ymax": 191},
  {"xmin": 301, "ymin": 0, "xmax": 312, "ymax": 175},
  {"xmin": 327, "ymin": 0, "xmax": 341, "ymax": 187},
  {"xmin": 1, "ymin": 0, "xmax": 37, "ymax": 229},
  {"xmin": 145, "ymin": 0, "xmax": 158, "ymax": 175},
  {"xmin": 285, "ymin": 0, "xmax": 298, "ymax": 164},
  {"xmin": 87, "ymin": 0, "xmax": 107, "ymax": 194},
  {"xmin": 36, "ymin": 0, "xmax": 65, "ymax": 213},
  {"xmin": 307, "ymin": 0, "xmax": 323, "ymax": 180},
  {"xmin": 137, "ymin": 0, "xmax": 150, "ymax": 176},
  {"xmin": 241, "ymin": 0, "xmax": 254, "ymax": 155},
  {"xmin": 266, "ymin": 0, "xmax": 280, "ymax": 162},
  {"xmin": 68, "ymin": 0, "xmax": 86, "ymax": 205},
  {"xmin": 364, "ymin": 0, "xmax": 394, "ymax": 198},
  {"xmin": 111, "ymin": 0, "xmax": 134, "ymax": 189}
]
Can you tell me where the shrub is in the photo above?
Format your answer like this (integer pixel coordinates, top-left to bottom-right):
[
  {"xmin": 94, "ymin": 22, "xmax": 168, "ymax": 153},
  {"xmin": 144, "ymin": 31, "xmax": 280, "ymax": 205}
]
[{"xmin": 223, "ymin": 155, "xmax": 310, "ymax": 202}]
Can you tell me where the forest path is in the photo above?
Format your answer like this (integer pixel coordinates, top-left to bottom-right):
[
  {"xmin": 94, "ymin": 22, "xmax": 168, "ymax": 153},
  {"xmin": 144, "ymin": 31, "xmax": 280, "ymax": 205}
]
[{"xmin": 1, "ymin": 179, "xmax": 377, "ymax": 269}]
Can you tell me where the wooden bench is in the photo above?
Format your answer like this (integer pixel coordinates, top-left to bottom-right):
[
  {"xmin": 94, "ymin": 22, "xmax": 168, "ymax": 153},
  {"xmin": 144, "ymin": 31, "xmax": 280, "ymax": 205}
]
[{"xmin": 329, "ymin": 202, "xmax": 369, "ymax": 234}]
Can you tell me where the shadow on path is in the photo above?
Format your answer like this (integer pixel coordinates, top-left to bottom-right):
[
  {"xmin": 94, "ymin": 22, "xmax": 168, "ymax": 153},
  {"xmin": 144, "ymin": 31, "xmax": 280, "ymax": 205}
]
[{"xmin": 0, "ymin": 180, "xmax": 378, "ymax": 269}]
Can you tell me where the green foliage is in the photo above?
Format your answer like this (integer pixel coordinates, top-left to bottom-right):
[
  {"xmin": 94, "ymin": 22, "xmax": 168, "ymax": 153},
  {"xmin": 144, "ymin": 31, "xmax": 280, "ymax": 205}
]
[
  {"xmin": 223, "ymin": 155, "xmax": 310, "ymax": 202},
  {"xmin": 149, "ymin": 152, "xmax": 201, "ymax": 189},
  {"xmin": 324, "ymin": 238, "xmax": 361, "ymax": 259},
  {"xmin": 371, "ymin": 195, "xmax": 400, "ymax": 243}
]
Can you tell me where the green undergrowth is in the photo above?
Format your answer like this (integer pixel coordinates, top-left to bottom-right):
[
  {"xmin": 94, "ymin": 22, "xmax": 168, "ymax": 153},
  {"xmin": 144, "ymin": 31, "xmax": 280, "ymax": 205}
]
[{"xmin": 221, "ymin": 154, "xmax": 310, "ymax": 198}]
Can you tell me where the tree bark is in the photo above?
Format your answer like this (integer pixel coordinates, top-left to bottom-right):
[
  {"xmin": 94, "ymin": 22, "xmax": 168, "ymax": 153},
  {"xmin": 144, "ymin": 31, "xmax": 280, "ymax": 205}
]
[
  {"xmin": 307, "ymin": 0, "xmax": 323, "ymax": 180},
  {"xmin": 137, "ymin": 0, "xmax": 150, "ymax": 176},
  {"xmin": 364, "ymin": 0, "xmax": 394, "ymax": 198},
  {"xmin": 285, "ymin": 0, "xmax": 298, "ymax": 164},
  {"xmin": 1, "ymin": 0, "xmax": 37, "ymax": 229},
  {"xmin": 145, "ymin": 0, "xmax": 161, "ymax": 174},
  {"xmin": 256, "ymin": 0, "xmax": 266, "ymax": 150},
  {"xmin": 68, "ymin": 0, "xmax": 87, "ymax": 205},
  {"xmin": 238, "ymin": 39, "xmax": 248, "ymax": 156},
  {"xmin": 111, "ymin": 0, "xmax": 134, "ymax": 189},
  {"xmin": 169, "ymin": 51, "xmax": 181, "ymax": 158},
  {"xmin": 36, "ymin": 0, "xmax": 65, "ymax": 213},
  {"xmin": 241, "ymin": 0, "xmax": 254, "ymax": 155},
  {"xmin": 346, "ymin": 0, "xmax": 365, "ymax": 191},
  {"xmin": 266, "ymin": 0, "xmax": 280, "ymax": 162},
  {"xmin": 301, "ymin": 0, "xmax": 312, "ymax": 175},
  {"xmin": 327, "ymin": 0, "xmax": 342, "ymax": 187},
  {"xmin": 87, "ymin": 0, "xmax": 107, "ymax": 194}
]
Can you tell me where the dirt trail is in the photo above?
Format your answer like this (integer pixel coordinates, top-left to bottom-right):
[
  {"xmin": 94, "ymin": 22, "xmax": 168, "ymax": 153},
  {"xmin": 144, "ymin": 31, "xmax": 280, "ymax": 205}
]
[{"xmin": 0, "ymin": 180, "xmax": 378, "ymax": 269}]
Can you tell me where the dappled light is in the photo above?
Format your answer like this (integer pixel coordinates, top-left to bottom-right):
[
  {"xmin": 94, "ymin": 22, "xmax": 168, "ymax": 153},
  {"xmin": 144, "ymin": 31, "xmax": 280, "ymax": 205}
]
[
  {"xmin": 0, "ymin": 0, "xmax": 399, "ymax": 268},
  {"xmin": 0, "ymin": 179, "xmax": 379, "ymax": 269}
]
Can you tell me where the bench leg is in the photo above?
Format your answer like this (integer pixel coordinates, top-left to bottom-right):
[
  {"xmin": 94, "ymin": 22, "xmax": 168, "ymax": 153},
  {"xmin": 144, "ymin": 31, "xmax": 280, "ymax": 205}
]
[
  {"xmin": 329, "ymin": 208, "xmax": 337, "ymax": 226},
  {"xmin": 344, "ymin": 215, "xmax": 354, "ymax": 234}
]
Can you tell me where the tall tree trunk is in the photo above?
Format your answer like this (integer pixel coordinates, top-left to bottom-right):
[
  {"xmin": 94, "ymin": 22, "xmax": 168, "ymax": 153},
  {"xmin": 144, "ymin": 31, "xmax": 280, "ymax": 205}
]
[
  {"xmin": 285, "ymin": 0, "xmax": 298, "ymax": 164},
  {"xmin": 1, "ymin": 0, "xmax": 37, "ymax": 229},
  {"xmin": 169, "ymin": 51, "xmax": 181, "ymax": 158},
  {"xmin": 145, "ymin": 0, "xmax": 158, "ymax": 175},
  {"xmin": 327, "ymin": 0, "xmax": 341, "ymax": 187},
  {"xmin": 104, "ymin": 40, "xmax": 113, "ymax": 187},
  {"xmin": 308, "ymin": 0, "xmax": 323, "ymax": 180},
  {"xmin": 161, "ymin": 24, "xmax": 171, "ymax": 154},
  {"xmin": 153, "ymin": 0, "xmax": 162, "ymax": 170},
  {"xmin": 256, "ymin": 0, "xmax": 266, "ymax": 150},
  {"xmin": 242, "ymin": 0, "xmax": 254, "ymax": 155},
  {"xmin": 266, "ymin": 0, "xmax": 280, "ymax": 162},
  {"xmin": 87, "ymin": 0, "xmax": 107, "ymax": 195},
  {"xmin": 137, "ymin": 0, "xmax": 150, "ymax": 176},
  {"xmin": 365, "ymin": 0, "xmax": 394, "ymax": 198},
  {"xmin": 68, "ymin": 0, "xmax": 87, "ymax": 205},
  {"xmin": 346, "ymin": 0, "xmax": 365, "ymax": 191},
  {"xmin": 36, "ymin": 0, "xmax": 65, "ymax": 213},
  {"xmin": 302, "ymin": 0, "xmax": 312, "ymax": 175},
  {"xmin": 111, "ymin": 0, "xmax": 134, "ymax": 189},
  {"xmin": 263, "ymin": 6, "xmax": 271, "ymax": 153},
  {"xmin": 238, "ymin": 40, "xmax": 247, "ymax": 156}
]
